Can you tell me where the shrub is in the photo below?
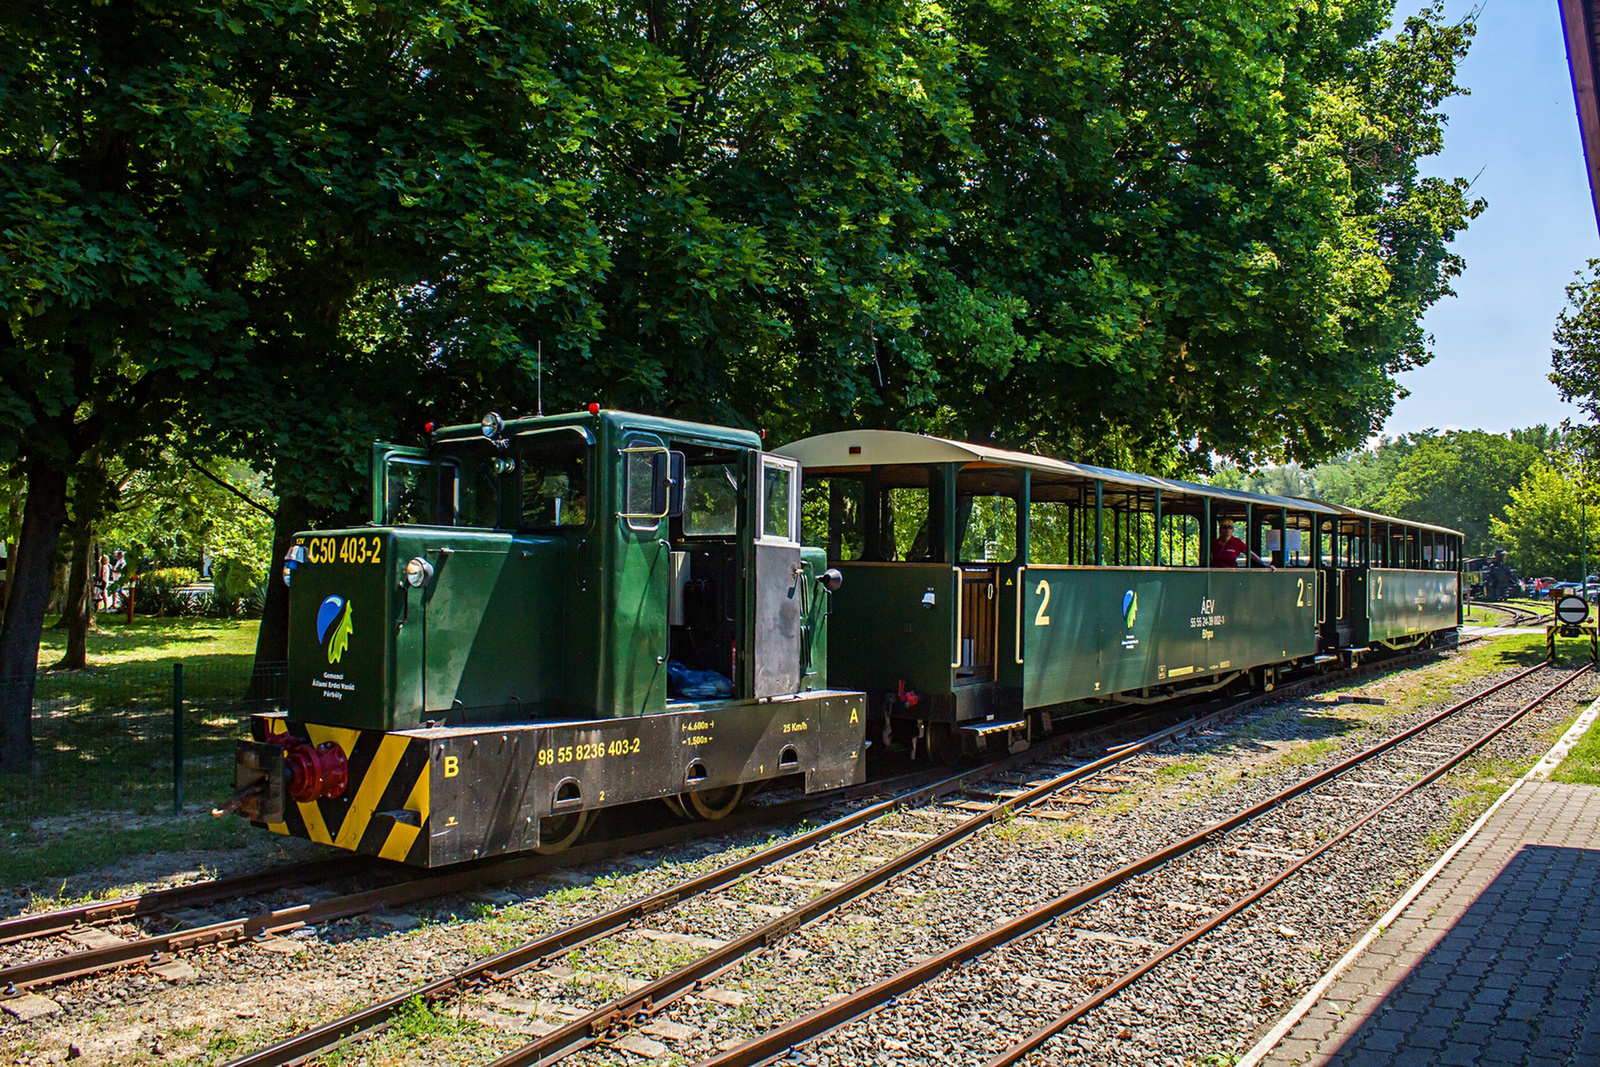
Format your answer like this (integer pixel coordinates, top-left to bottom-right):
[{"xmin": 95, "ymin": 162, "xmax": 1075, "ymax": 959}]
[
  {"xmin": 131, "ymin": 567, "xmax": 200, "ymax": 615},
  {"xmin": 211, "ymin": 558, "xmax": 263, "ymax": 602}
]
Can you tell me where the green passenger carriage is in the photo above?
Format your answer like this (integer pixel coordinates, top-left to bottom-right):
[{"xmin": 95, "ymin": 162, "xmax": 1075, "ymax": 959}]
[{"xmin": 777, "ymin": 431, "xmax": 1463, "ymax": 759}]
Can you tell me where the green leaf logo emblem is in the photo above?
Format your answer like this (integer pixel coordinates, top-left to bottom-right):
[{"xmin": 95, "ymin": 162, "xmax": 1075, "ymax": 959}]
[{"xmin": 328, "ymin": 601, "xmax": 353, "ymax": 664}]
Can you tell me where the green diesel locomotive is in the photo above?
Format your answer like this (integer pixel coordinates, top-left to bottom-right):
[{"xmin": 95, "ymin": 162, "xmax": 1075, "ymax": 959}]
[{"xmin": 230, "ymin": 409, "xmax": 865, "ymax": 865}]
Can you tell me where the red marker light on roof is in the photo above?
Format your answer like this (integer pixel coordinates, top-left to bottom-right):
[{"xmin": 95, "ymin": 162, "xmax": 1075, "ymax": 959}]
[
  {"xmin": 760, "ymin": 429, "xmax": 767, "ymax": 440},
  {"xmin": 848, "ymin": 445, "xmax": 862, "ymax": 455},
  {"xmin": 423, "ymin": 421, "xmax": 435, "ymax": 434},
  {"xmin": 587, "ymin": 403, "xmax": 600, "ymax": 415}
]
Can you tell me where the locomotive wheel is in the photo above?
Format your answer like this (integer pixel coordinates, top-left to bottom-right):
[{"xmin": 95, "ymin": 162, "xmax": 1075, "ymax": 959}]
[
  {"xmin": 534, "ymin": 810, "xmax": 591, "ymax": 855},
  {"xmin": 664, "ymin": 783, "xmax": 745, "ymax": 821}
]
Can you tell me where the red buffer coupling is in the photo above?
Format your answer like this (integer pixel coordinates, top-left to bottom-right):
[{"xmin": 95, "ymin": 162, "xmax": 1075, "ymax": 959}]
[{"xmin": 269, "ymin": 734, "xmax": 349, "ymax": 803}]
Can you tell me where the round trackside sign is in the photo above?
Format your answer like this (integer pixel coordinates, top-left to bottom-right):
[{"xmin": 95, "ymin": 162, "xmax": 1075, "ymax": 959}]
[{"xmin": 1556, "ymin": 594, "xmax": 1589, "ymax": 626}]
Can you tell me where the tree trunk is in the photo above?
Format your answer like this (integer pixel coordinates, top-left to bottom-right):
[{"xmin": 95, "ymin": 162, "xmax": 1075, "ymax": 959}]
[
  {"xmin": 47, "ymin": 559, "xmax": 70, "ymax": 622},
  {"xmin": 0, "ymin": 464, "xmax": 70, "ymax": 772},
  {"xmin": 51, "ymin": 515, "xmax": 94, "ymax": 671},
  {"xmin": 248, "ymin": 494, "xmax": 309, "ymax": 699}
]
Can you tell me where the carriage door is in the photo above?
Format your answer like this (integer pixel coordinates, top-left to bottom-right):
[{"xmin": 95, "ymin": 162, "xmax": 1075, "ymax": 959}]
[
  {"xmin": 753, "ymin": 455, "xmax": 803, "ymax": 697},
  {"xmin": 954, "ymin": 477, "xmax": 1016, "ymax": 686}
]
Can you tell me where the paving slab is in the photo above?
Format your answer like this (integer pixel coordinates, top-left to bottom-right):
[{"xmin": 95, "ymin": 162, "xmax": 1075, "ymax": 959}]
[{"xmin": 1256, "ymin": 780, "xmax": 1600, "ymax": 1066}]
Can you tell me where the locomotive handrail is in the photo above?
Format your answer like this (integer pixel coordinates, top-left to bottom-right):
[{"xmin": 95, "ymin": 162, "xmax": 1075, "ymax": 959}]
[{"xmin": 615, "ymin": 444, "xmax": 672, "ymax": 522}]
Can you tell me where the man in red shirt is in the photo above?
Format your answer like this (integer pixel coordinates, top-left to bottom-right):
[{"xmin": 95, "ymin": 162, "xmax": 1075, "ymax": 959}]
[{"xmin": 1212, "ymin": 519, "xmax": 1275, "ymax": 570}]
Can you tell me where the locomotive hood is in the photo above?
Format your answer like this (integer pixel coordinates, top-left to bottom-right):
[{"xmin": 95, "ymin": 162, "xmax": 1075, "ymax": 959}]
[{"xmin": 284, "ymin": 526, "xmax": 567, "ymax": 731}]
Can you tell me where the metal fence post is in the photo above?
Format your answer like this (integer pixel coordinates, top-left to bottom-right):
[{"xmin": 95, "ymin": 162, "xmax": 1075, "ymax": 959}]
[{"xmin": 172, "ymin": 662, "xmax": 184, "ymax": 815}]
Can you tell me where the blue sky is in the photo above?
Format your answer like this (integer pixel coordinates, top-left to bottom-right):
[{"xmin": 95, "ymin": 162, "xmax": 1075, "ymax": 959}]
[{"xmin": 1379, "ymin": 0, "xmax": 1599, "ymax": 437}]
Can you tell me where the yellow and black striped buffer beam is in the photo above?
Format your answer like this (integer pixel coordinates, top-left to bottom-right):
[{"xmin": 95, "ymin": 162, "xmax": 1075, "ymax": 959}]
[{"xmin": 254, "ymin": 717, "xmax": 432, "ymax": 865}]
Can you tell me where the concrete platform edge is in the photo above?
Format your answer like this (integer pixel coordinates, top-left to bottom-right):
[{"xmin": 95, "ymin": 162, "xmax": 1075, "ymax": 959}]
[{"xmin": 1235, "ymin": 687, "xmax": 1600, "ymax": 1067}]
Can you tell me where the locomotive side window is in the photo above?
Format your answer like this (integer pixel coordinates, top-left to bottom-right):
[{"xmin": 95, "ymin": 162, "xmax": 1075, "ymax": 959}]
[
  {"xmin": 620, "ymin": 446, "xmax": 661, "ymax": 531},
  {"xmin": 800, "ymin": 476, "xmax": 865, "ymax": 561},
  {"xmin": 684, "ymin": 461, "xmax": 740, "ymax": 536},
  {"xmin": 760, "ymin": 458, "xmax": 800, "ymax": 544},
  {"xmin": 385, "ymin": 457, "xmax": 433, "ymax": 525},
  {"xmin": 518, "ymin": 434, "xmax": 588, "ymax": 528}
]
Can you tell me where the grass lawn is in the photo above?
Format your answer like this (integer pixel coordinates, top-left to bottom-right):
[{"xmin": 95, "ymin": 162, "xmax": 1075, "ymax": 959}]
[
  {"xmin": 1550, "ymin": 702, "xmax": 1600, "ymax": 786},
  {"xmin": 34, "ymin": 614, "xmax": 260, "ymax": 672},
  {"xmin": 1, "ymin": 616, "xmax": 275, "ymax": 891}
]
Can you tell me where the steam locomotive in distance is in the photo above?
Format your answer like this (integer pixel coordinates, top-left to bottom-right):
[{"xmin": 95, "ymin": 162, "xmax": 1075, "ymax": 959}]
[{"xmin": 226, "ymin": 410, "xmax": 1462, "ymax": 865}]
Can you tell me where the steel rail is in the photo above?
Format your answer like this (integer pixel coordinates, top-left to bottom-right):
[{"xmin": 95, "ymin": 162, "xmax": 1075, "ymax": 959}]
[
  {"xmin": 688, "ymin": 661, "xmax": 1550, "ymax": 1067},
  {"xmin": 983, "ymin": 663, "xmax": 1592, "ymax": 1067},
  {"xmin": 0, "ymin": 855, "xmax": 375, "ymax": 947},
  {"xmin": 235, "ymin": 636, "xmax": 1461, "ymax": 1067},
  {"xmin": 0, "ymin": 768, "xmax": 946, "ymax": 997},
  {"xmin": 229, "ymin": 689, "xmax": 1269, "ymax": 1067},
  {"xmin": 471, "ymin": 656, "xmax": 1464, "ymax": 1067},
  {"xmin": 221, "ymin": 727, "xmax": 1129, "ymax": 1067}
]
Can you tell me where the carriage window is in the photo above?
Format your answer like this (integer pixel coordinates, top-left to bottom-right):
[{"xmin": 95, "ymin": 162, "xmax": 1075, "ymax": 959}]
[
  {"xmin": 685, "ymin": 461, "xmax": 739, "ymax": 536},
  {"xmin": 882, "ymin": 487, "xmax": 933, "ymax": 561},
  {"xmin": 517, "ymin": 434, "xmax": 588, "ymax": 528},
  {"xmin": 958, "ymin": 495, "xmax": 1017, "ymax": 563},
  {"xmin": 1028, "ymin": 501, "xmax": 1075, "ymax": 565},
  {"xmin": 801, "ymin": 476, "xmax": 865, "ymax": 561}
]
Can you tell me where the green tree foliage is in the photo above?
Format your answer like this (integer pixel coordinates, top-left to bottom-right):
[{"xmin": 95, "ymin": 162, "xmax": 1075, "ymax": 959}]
[
  {"xmin": 897, "ymin": 0, "xmax": 1482, "ymax": 463},
  {"xmin": 1228, "ymin": 429, "xmax": 1545, "ymax": 556},
  {"xmin": 0, "ymin": 0, "xmax": 689, "ymax": 751},
  {"xmin": 1552, "ymin": 260, "xmax": 1600, "ymax": 421},
  {"xmin": 0, "ymin": 0, "xmax": 1486, "ymax": 762},
  {"xmin": 98, "ymin": 453, "xmax": 275, "ymax": 580},
  {"xmin": 511, "ymin": 0, "xmax": 1482, "ymax": 468},
  {"xmin": 1490, "ymin": 463, "xmax": 1600, "ymax": 581},
  {"xmin": 1369, "ymin": 431, "xmax": 1541, "ymax": 553}
]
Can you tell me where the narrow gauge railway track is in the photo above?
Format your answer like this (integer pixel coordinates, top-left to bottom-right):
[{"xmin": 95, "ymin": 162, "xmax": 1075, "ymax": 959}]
[
  {"xmin": 225, "ymin": 675, "xmax": 1376, "ymax": 1067},
  {"xmin": 675, "ymin": 662, "xmax": 1580, "ymax": 1067},
  {"xmin": 979, "ymin": 662, "xmax": 1591, "ymax": 1067},
  {"xmin": 224, "ymin": 642, "xmax": 1468, "ymax": 1067},
  {"xmin": 0, "ymin": 855, "xmax": 372, "ymax": 947},
  {"xmin": 0, "ymin": 769, "xmax": 962, "ymax": 997},
  {"xmin": 1490, "ymin": 602, "xmax": 1550, "ymax": 627},
  {"xmin": 226, "ymin": 709, "xmax": 1232, "ymax": 1067},
  {"xmin": 0, "ymin": 641, "xmax": 1458, "ymax": 999}
]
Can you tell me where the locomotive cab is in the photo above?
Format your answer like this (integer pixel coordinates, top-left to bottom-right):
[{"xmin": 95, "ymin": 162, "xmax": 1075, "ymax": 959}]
[{"xmin": 229, "ymin": 409, "xmax": 865, "ymax": 865}]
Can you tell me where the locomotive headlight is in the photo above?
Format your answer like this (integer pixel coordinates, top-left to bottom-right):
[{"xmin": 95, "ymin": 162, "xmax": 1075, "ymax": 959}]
[
  {"xmin": 404, "ymin": 556, "xmax": 434, "ymax": 588},
  {"xmin": 480, "ymin": 411, "xmax": 504, "ymax": 439},
  {"xmin": 281, "ymin": 544, "xmax": 307, "ymax": 587}
]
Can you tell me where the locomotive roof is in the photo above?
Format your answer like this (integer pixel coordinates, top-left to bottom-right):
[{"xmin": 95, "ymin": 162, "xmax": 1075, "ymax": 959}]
[
  {"xmin": 775, "ymin": 430, "xmax": 1341, "ymax": 515},
  {"xmin": 432, "ymin": 409, "xmax": 762, "ymax": 449}
]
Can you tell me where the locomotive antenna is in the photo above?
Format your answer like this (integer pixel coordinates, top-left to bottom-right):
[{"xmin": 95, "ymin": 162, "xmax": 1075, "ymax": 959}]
[{"xmin": 537, "ymin": 341, "xmax": 544, "ymax": 418}]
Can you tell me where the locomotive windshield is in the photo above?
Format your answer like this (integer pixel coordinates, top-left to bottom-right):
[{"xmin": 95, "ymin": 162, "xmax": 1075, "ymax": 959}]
[{"xmin": 382, "ymin": 429, "xmax": 590, "ymax": 529}]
